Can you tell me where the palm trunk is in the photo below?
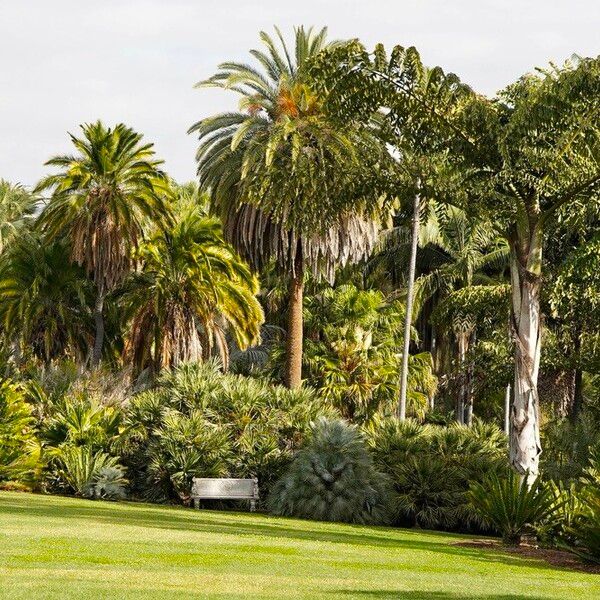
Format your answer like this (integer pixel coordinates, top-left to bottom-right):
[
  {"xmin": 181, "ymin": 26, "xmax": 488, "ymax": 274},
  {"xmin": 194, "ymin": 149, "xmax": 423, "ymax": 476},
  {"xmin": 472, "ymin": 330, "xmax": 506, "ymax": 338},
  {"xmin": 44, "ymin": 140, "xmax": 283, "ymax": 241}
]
[
  {"xmin": 285, "ymin": 268, "xmax": 304, "ymax": 389},
  {"xmin": 464, "ymin": 330, "xmax": 476, "ymax": 426},
  {"xmin": 91, "ymin": 289, "xmax": 105, "ymax": 367},
  {"xmin": 509, "ymin": 226, "xmax": 542, "ymax": 484},
  {"xmin": 398, "ymin": 192, "xmax": 421, "ymax": 420},
  {"xmin": 456, "ymin": 330, "xmax": 470, "ymax": 425}
]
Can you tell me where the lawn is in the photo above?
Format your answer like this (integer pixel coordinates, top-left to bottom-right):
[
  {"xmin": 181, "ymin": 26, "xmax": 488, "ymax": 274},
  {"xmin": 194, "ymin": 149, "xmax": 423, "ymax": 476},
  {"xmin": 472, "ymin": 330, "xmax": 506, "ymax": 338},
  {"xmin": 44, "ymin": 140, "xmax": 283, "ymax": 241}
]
[{"xmin": 0, "ymin": 491, "xmax": 597, "ymax": 599}]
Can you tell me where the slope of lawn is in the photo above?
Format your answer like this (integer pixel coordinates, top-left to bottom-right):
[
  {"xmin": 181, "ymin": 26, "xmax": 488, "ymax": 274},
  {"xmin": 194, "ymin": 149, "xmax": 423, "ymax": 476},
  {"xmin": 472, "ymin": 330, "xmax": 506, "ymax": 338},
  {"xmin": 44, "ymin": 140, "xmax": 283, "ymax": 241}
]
[{"xmin": 0, "ymin": 491, "xmax": 597, "ymax": 599}]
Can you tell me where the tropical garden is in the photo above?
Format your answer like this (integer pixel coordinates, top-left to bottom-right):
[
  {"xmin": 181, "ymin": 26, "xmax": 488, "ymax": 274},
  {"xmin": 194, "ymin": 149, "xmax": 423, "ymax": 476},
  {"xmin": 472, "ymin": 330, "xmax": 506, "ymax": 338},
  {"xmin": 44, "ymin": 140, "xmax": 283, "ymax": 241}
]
[{"xmin": 1, "ymin": 26, "xmax": 600, "ymax": 577}]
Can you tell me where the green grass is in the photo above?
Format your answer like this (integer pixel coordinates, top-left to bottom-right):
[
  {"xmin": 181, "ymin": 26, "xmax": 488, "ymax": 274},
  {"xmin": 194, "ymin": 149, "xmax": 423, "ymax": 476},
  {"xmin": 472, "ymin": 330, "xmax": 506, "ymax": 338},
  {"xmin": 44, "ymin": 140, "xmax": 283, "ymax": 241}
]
[{"xmin": 0, "ymin": 491, "xmax": 597, "ymax": 599}]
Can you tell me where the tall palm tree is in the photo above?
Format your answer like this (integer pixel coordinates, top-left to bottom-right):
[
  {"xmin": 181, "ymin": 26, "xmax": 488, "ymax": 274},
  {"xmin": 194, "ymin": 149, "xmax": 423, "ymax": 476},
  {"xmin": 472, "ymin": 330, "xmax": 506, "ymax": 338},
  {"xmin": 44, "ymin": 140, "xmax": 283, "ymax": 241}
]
[
  {"xmin": 0, "ymin": 232, "xmax": 93, "ymax": 363},
  {"xmin": 120, "ymin": 196, "xmax": 263, "ymax": 374},
  {"xmin": 190, "ymin": 26, "xmax": 387, "ymax": 388},
  {"xmin": 370, "ymin": 202, "xmax": 509, "ymax": 422},
  {"xmin": 36, "ymin": 122, "xmax": 171, "ymax": 366},
  {"xmin": 0, "ymin": 180, "xmax": 37, "ymax": 254}
]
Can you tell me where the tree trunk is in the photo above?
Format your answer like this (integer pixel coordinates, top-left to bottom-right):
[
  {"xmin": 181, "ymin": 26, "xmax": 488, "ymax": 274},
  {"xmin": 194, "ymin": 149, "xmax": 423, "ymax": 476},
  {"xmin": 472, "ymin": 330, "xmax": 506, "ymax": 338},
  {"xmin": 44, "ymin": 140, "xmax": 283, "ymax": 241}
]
[
  {"xmin": 398, "ymin": 192, "xmax": 421, "ymax": 420},
  {"xmin": 464, "ymin": 330, "xmax": 476, "ymax": 426},
  {"xmin": 570, "ymin": 332, "xmax": 583, "ymax": 423},
  {"xmin": 91, "ymin": 290, "xmax": 105, "ymax": 367},
  {"xmin": 285, "ymin": 268, "xmax": 304, "ymax": 389},
  {"xmin": 456, "ymin": 330, "xmax": 468, "ymax": 425},
  {"xmin": 509, "ymin": 227, "xmax": 542, "ymax": 484}
]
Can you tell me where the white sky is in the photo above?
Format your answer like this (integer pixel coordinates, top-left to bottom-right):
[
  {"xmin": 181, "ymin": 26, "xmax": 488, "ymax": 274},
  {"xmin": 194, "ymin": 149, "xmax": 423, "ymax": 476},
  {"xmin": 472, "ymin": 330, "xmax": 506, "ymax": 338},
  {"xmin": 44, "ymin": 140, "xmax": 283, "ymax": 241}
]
[{"xmin": 1, "ymin": 1, "xmax": 598, "ymax": 186}]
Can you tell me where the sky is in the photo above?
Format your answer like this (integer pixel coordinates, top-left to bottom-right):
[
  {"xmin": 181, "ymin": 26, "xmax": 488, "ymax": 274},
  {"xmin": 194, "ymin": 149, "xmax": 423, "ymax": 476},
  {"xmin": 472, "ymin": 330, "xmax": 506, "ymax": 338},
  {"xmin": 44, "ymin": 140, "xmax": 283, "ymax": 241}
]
[{"xmin": 1, "ymin": 1, "xmax": 598, "ymax": 187}]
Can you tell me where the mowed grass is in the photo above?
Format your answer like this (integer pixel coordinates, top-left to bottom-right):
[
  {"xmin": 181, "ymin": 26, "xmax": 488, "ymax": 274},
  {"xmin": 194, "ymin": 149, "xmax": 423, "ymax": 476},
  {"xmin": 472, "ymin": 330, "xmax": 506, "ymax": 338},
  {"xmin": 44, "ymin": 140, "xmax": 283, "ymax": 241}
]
[{"xmin": 0, "ymin": 491, "xmax": 597, "ymax": 599}]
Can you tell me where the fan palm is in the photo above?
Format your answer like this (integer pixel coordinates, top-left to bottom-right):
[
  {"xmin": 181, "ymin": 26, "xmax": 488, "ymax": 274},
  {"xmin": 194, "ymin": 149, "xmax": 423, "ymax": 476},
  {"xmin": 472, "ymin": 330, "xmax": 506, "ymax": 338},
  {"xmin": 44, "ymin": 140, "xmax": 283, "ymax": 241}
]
[
  {"xmin": 0, "ymin": 179, "xmax": 37, "ymax": 253},
  {"xmin": 190, "ymin": 26, "xmax": 387, "ymax": 387},
  {"xmin": 35, "ymin": 121, "xmax": 171, "ymax": 365},
  {"xmin": 121, "ymin": 197, "xmax": 263, "ymax": 374},
  {"xmin": 0, "ymin": 232, "xmax": 93, "ymax": 362}
]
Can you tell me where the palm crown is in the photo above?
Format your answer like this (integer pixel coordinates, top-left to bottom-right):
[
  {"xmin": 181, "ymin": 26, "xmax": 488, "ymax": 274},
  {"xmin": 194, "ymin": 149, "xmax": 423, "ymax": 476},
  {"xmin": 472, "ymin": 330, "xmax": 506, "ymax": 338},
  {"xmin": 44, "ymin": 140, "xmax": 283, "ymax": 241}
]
[{"xmin": 190, "ymin": 26, "xmax": 385, "ymax": 283}]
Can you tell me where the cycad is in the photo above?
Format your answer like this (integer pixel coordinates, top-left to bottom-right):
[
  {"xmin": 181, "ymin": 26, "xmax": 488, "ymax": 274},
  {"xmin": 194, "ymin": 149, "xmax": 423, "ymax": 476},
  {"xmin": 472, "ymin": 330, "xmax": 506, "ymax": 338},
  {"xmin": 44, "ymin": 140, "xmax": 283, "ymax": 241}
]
[
  {"xmin": 36, "ymin": 121, "xmax": 171, "ymax": 365},
  {"xmin": 190, "ymin": 27, "xmax": 388, "ymax": 388},
  {"xmin": 468, "ymin": 471, "xmax": 558, "ymax": 545}
]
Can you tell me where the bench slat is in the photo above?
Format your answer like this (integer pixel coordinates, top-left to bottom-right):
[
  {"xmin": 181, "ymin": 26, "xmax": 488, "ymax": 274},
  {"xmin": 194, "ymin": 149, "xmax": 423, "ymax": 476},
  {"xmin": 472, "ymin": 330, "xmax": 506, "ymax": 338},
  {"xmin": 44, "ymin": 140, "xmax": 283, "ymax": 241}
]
[{"xmin": 191, "ymin": 478, "xmax": 258, "ymax": 499}]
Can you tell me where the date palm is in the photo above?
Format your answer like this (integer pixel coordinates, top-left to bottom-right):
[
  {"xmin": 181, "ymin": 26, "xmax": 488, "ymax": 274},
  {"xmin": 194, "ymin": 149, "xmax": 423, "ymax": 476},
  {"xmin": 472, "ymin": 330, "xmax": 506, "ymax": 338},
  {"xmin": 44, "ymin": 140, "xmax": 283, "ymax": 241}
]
[
  {"xmin": 121, "ymin": 197, "xmax": 263, "ymax": 374},
  {"xmin": 0, "ymin": 179, "xmax": 37, "ymax": 253},
  {"xmin": 190, "ymin": 27, "xmax": 387, "ymax": 388},
  {"xmin": 0, "ymin": 232, "xmax": 93, "ymax": 363},
  {"xmin": 36, "ymin": 121, "xmax": 171, "ymax": 366}
]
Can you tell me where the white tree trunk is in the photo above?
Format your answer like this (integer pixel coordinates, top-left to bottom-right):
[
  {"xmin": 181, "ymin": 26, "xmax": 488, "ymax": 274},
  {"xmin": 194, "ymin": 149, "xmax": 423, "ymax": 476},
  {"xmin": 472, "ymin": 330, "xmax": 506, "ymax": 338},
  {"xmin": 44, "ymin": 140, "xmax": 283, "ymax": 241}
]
[
  {"xmin": 509, "ymin": 235, "xmax": 542, "ymax": 484},
  {"xmin": 398, "ymin": 192, "xmax": 421, "ymax": 420}
]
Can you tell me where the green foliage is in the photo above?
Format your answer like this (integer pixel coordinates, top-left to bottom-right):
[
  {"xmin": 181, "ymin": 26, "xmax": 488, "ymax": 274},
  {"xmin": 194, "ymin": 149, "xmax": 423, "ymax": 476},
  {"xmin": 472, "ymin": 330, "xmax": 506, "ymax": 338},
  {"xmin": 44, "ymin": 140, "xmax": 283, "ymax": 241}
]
[
  {"xmin": 467, "ymin": 472, "xmax": 559, "ymax": 545},
  {"xmin": 53, "ymin": 445, "xmax": 125, "ymax": 498},
  {"xmin": 0, "ymin": 233, "xmax": 93, "ymax": 362},
  {"xmin": 368, "ymin": 418, "xmax": 507, "ymax": 530},
  {"xmin": 120, "ymin": 188, "xmax": 263, "ymax": 373},
  {"xmin": 190, "ymin": 27, "xmax": 388, "ymax": 284},
  {"xmin": 0, "ymin": 179, "xmax": 37, "ymax": 254},
  {"xmin": 541, "ymin": 415, "xmax": 600, "ymax": 482},
  {"xmin": 303, "ymin": 285, "xmax": 436, "ymax": 421},
  {"xmin": 0, "ymin": 381, "xmax": 40, "ymax": 485},
  {"xmin": 119, "ymin": 361, "xmax": 335, "ymax": 503},
  {"xmin": 268, "ymin": 419, "xmax": 393, "ymax": 524}
]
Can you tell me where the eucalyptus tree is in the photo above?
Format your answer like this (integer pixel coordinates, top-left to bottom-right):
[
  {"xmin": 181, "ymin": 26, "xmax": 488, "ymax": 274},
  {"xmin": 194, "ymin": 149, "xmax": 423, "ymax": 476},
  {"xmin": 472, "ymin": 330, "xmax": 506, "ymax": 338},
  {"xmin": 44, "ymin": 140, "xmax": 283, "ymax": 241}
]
[
  {"xmin": 120, "ymin": 196, "xmax": 263, "ymax": 374},
  {"xmin": 0, "ymin": 180, "xmax": 37, "ymax": 253},
  {"xmin": 190, "ymin": 27, "xmax": 389, "ymax": 388},
  {"xmin": 311, "ymin": 45, "xmax": 600, "ymax": 480},
  {"xmin": 36, "ymin": 122, "xmax": 171, "ymax": 366}
]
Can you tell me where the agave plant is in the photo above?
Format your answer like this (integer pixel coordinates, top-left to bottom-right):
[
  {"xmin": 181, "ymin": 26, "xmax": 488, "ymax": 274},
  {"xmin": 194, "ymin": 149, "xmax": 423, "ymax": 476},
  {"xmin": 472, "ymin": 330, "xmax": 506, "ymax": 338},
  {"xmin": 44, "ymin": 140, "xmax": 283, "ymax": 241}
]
[
  {"xmin": 268, "ymin": 418, "xmax": 393, "ymax": 524},
  {"xmin": 467, "ymin": 471, "xmax": 559, "ymax": 545}
]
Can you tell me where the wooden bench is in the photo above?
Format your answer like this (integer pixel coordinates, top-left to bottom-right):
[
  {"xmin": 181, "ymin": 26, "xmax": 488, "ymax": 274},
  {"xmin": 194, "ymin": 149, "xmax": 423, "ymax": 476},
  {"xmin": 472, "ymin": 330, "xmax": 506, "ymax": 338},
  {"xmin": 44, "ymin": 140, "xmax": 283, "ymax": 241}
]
[{"xmin": 191, "ymin": 477, "xmax": 259, "ymax": 511}]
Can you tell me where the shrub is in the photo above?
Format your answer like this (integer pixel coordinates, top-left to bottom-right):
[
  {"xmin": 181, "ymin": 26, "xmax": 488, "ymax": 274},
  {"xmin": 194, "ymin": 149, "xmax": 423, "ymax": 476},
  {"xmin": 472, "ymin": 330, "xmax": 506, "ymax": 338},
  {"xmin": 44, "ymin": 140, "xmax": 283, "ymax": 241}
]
[
  {"xmin": 86, "ymin": 466, "xmax": 128, "ymax": 501},
  {"xmin": 268, "ymin": 419, "xmax": 393, "ymax": 525},
  {"xmin": 368, "ymin": 418, "xmax": 507, "ymax": 530},
  {"xmin": 119, "ymin": 361, "xmax": 335, "ymax": 504},
  {"xmin": 53, "ymin": 445, "xmax": 125, "ymax": 498},
  {"xmin": 467, "ymin": 471, "xmax": 559, "ymax": 545},
  {"xmin": 565, "ymin": 485, "xmax": 600, "ymax": 563},
  {"xmin": 0, "ymin": 381, "xmax": 40, "ymax": 486}
]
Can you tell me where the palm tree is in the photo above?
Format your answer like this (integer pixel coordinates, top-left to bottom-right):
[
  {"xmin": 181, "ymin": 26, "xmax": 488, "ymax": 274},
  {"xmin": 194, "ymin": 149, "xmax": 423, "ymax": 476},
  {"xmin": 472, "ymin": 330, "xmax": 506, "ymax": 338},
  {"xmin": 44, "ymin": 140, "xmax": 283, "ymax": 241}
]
[
  {"xmin": 370, "ymin": 202, "xmax": 509, "ymax": 422},
  {"xmin": 190, "ymin": 26, "xmax": 387, "ymax": 388},
  {"xmin": 120, "ymin": 194, "xmax": 263, "ymax": 374},
  {"xmin": 0, "ymin": 180, "xmax": 37, "ymax": 253},
  {"xmin": 36, "ymin": 121, "xmax": 171, "ymax": 366},
  {"xmin": 0, "ymin": 232, "xmax": 93, "ymax": 363}
]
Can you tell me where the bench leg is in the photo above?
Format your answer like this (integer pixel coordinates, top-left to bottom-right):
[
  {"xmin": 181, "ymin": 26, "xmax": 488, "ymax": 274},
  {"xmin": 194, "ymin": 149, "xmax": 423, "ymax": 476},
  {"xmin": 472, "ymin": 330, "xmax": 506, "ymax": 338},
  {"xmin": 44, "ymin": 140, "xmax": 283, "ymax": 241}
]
[
  {"xmin": 250, "ymin": 499, "xmax": 256, "ymax": 512},
  {"xmin": 193, "ymin": 498, "xmax": 200, "ymax": 510}
]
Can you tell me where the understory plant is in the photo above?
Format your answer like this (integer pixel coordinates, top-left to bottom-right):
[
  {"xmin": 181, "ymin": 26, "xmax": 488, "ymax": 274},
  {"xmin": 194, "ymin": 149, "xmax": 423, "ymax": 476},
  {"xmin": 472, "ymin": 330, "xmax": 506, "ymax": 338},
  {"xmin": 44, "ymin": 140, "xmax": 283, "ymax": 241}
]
[
  {"xmin": 53, "ymin": 445, "xmax": 127, "ymax": 499},
  {"xmin": 268, "ymin": 418, "xmax": 393, "ymax": 524},
  {"xmin": 118, "ymin": 361, "xmax": 335, "ymax": 503},
  {"xmin": 467, "ymin": 471, "xmax": 559, "ymax": 545},
  {"xmin": 0, "ymin": 380, "xmax": 41, "ymax": 487},
  {"xmin": 368, "ymin": 418, "xmax": 507, "ymax": 530}
]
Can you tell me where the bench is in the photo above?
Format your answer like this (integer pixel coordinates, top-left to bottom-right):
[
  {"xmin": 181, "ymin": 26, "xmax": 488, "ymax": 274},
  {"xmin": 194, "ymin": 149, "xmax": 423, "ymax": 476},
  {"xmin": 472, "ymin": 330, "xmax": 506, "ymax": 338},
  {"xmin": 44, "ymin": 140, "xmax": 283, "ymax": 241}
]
[{"xmin": 191, "ymin": 477, "xmax": 259, "ymax": 511}]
